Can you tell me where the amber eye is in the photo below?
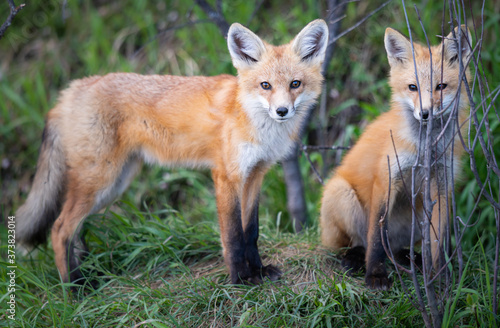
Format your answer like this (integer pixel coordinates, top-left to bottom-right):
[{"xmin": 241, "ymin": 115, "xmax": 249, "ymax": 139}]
[
  {"xmin": 436, "ymin": 83, "xmax": 447, "ymax": 91},
  {"xmin": 408, "ymin": 84, "xmax": 418, "ymax": 92},
  {"xmin": 261, "ymin": 82, "xmax": 271, "ymax": 90},
  {"xmin": 290, "ymin": 80, "xmax": 301, "ymax": 89}
]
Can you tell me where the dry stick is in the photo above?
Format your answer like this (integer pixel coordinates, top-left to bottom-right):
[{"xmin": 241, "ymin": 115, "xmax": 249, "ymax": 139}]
[
  {"xmin": 327, "ymin": 0, "xmax": 393, "ymax": 46},
  {"xmin": 400, "ymin": 1, "xmax": 434, "ymax": 327},
  {"xmin": 195, "ymin": 0, "xmax": 230, "ymax": 35},
  {"xmin": 471, "ymin": 16, "xmax": 500, "ymax": 315},
  {"xmin": 451, "ymin": 0, "xmax": 500, "ymax": 316},
  {"xmin": 494, "ymin": 208, "xmax": 500, "ymax": 316},
  {"xmin": 0, "ymin": 0, "xmax": 25, "ymax": 40},
  {"xmin": 389, "ymin": 131, "xmax": 424, "ymax": 277},
  {"xmin": 456, "ymin": 44, "xmax": 500, "ymax": 211},
  {"xmin": 379, "ymin": 155, "xmax": 422, "ymax": 312},
  {"xmin": 413, "ymin": 6, "xmax": 443, "ymax": 327},
  {"xmin": 388, "ymin": 133, "xmax": 430, "ymax": 322},
  {"xmin": 417, "ymin": 5, "xmax": 451, "ymax": 306},
  {"xmin": 439, "ymin": 0, "xmax": 453, "ymax": 300},
  {"xmin": 300, "ymin": 145, "xmax": 350, "ymax": 185},
  {"xmin": 470, "ymin": 0, "xmax": 500, "ymax": 122},
  {"xmin": 301, "ymin": 145, "xmax": 325, "ymax": 186},
  {"xmin": 451, "ymin": 0, "xmax": 500, "ymax": 211},
  {"xmin": 302, "ymin": 145, "xmax": 350, "ymax": 151},
  {"xmin": 427, "ymin": 177, "xmax": 489, "ymax": 284}
]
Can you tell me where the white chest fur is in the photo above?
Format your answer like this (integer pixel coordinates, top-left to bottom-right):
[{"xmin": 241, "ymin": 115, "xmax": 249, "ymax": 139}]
[{"xmin": 237, "ymin": 114, "xmax": 302, "ymax": 179}]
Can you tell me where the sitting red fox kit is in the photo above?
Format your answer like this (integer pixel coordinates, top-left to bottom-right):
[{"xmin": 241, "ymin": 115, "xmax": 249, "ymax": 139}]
[
  {"xmin": 320, "ymin": 26, "xmax": 471, "ymax": 289},
  {"xmin": 16, "ymin": 20, "xmax": 329, "ymax": 286}
]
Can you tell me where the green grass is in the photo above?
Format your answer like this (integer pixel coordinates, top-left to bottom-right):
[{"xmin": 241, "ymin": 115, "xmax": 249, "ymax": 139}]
[
  {"xmin": 1, "ymin": 0, "xmax": 499, "ymax": 326},
  {"xmin": 0, "ymin": 201, "xmax": 497, "ymax": 327}
]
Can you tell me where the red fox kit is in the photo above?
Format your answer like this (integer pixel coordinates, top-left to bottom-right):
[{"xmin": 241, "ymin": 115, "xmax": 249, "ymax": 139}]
[
  {"xmin": 16, "ymin": 20, "xmax": 329, "ymax": 286},
  {"xmin": 320, "ymin": 26, "xmax": 471, "ymax": 289}
]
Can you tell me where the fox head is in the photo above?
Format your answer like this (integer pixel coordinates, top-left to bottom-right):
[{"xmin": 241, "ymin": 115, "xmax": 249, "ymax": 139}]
[
  {"xmin": 227, "ymin": 20, "xmax": 328, "ymax": 123},
  {"xmin": 384, "ymin": 26, "xmax": 472, "ymax": 122}
]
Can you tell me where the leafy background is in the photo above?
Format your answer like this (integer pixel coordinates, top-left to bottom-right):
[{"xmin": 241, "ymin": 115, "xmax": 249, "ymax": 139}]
[{"xmin": 0, "ymin": 0, "xmax": 498, "ymax": 326}]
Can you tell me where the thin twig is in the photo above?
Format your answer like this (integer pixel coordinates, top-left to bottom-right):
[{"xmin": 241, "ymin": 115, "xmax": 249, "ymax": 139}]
[
  {"xmin": 301, "ymin": 145, "xmax": 325, "ymax": 185},
  {"xmin": 195, "ymin": 0, "xmax": 230, "ymax": 36},
  {"xmin": 0, "ymin": 0, "xmax": 25, "ymax": 40},
  {"xmin": 328, "ymin": 0, "xmax": 392, "ymax": 45},
  {"xmin": 302, "ymin": 145, "xmax": 350, "ymax": 151}
]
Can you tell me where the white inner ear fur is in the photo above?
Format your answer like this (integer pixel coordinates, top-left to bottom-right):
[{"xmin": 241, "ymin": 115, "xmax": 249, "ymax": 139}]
[
  {"xmin": 227, "ymin": 23, "xmax": 266, "ymax": 69},
  {"xmin": 292, "ymin": 19, "xmax": 328, "ymax": 63},
  {"xmin": 384, "ymin": 28, "xmax": 411, "ymax": 65},
  {"xmin": 444, "ymin": 26, "xmax": 472, "ymax": 62}
]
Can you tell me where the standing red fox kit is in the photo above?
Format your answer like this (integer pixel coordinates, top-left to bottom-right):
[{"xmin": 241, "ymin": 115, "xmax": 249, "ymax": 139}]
[
  {"xmin": 16, "ymin": 20, "xmax": 329, "ymax": 286},
  {"xmin": 320, "ymin": 26, "xmax": 471, "ymax": 290}
]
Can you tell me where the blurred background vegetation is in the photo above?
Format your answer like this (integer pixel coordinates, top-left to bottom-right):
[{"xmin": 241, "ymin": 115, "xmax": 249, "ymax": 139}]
[
  {"xmin": 0, "ymin": 1, "xmax": 498, "ymax": 326},
  {"xmin": 1, "ymin": 0, "xmax": 498, "ymax": 247}
]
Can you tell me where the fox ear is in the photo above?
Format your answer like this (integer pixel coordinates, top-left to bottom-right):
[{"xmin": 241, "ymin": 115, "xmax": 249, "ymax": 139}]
[
  {"xmin": 384, "ymin": 28, "xmax": 412, "ymax": 66},
  {"xmin": 227, "ymin": 23, "xmax": 267, "ymax": 69},
  {"xmin": 292, "ymin": 19, "xmax": 328, "ymax": 64},
  {"xmin": 443, "ymin": 25, "xmax": 472, "ymax": 64}
]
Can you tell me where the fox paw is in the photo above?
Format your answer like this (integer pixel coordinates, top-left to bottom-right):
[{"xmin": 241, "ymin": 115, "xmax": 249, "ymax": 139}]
[
  {"xmin": 260, "ymin": 264, "xmax": 282, "ymax": 282},
  {"xmin": 68, "ymin": 268, "xmax": 101, "ymax": 294},
  {"xmin": 341, "ymin": 246, "xmax": 365, "ymax": 275},
  {"xmin": 394, "ymin": 249, "xmax": 422, "ymax": 267},
  {"xmin": 365, "ymin": 272, "xmax": 392, "ymax": 290},
  {"xmin": 240, "ymin": 265, "xmax": 282, "ymax": 285}
]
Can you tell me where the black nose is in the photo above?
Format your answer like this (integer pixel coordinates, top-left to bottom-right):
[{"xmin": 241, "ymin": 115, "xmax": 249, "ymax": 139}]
[
  {"xmin": 421, "ymin": 110, "xmax": 429, "ymax": 120},
  {"xmin": 276, "ymin": 107, "xmax": 288, "ymax": 117}
]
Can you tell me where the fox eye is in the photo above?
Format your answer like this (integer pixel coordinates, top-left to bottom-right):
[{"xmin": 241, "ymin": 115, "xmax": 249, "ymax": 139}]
[
  {"xmin": 408, "ymin": 84, "xmax": 418, "ymax": 92},
  {"xmin": 290, "ymin": 80, "xmax": 301, "ymax": 89},
  {"xmin": 436, "ymin": 83, "xmax": 447, "ymax": 91},
  {"xmin": 261, "ymin": 82, "xmax": 271, "ymax": 90}
]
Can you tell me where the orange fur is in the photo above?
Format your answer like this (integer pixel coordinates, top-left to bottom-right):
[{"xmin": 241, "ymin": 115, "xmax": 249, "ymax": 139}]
[
  {"xmin": 16, "ymin": 20, "xmax": 329, "ymax": 286},
  {"xmin": 320, "ymin": 26, "xmax": 471, "ymax": 290}
]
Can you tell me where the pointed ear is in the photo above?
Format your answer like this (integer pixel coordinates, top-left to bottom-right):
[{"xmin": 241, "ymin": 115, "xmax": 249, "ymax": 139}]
[
  {"xmin": 443, "ymin": 25, "xmax": 472, "ymax": 64},
  {"xmin": 227, "ymin": 23, "xmax": 266, "ymax": 69},
  {"xmin": 384, "ymin": 28, "xmax": 412, "ymax": 66},
  {"xmin": 291, "ymin": 19, "xmax": 328, "ymax": 64}
]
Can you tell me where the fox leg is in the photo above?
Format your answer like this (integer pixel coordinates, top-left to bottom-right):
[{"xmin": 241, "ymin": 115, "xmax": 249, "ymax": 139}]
[
  {"xmin": 53, "ymin": 157, "xmax": 140, "ymax": 286},
  {"xmin": 430, "ymin": 182, "xmax": 450, "ymax": 270},
  {"xmin": 212, "ymin": 168, "xmax": 251, "ymax": 284},
  {"xmin": 365, "ymin": 189, "xmax": 391, "ymax": 290},
  {"xmin": 51, "ymin": 186, "xmax": 95, "ymax": 285},
  {"xmin": 241, "ymin": 167, "xmax": 281, "ymax": 283},
  {"xmin": 320, "ymin": 176, "xmax": 366, "ymax": 273}
]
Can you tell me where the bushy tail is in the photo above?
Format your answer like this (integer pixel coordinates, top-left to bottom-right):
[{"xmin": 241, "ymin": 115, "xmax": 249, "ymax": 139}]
[{"xmin": 16, "ymin": 122, "xmax": 66, "ymax": 247}]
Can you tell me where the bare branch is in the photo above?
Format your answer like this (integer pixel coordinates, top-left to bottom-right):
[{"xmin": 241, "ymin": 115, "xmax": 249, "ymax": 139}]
[
  {"xmin": 328, "ymin": 0, "xmax": 392, "ymax": 46},
  {"xmin": 301, "ymin": 144, "xmax": 325, "ymax": 186},
  {"xmin": 195, "ymin": 0, "xmax": 230, "ymax": 36},
  {"xmin": 0, "ymin": 0, "xmax": 25, "ymax": 40}
]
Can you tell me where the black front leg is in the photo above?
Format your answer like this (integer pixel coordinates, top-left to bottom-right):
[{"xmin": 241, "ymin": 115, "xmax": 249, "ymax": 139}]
[
  {"xmin": 244, "ymin": 195, "xmax": 281, "ymax": 283},
  {"xmin": 212, "ymin": 169, "xmax": 252, "ymax": 285},
  {"xmin": 226, "ymin": 198, "xmax": 252, "ymax": 284},
  {"xmin": 365, "ymin": 204, "xmax": 392, "ymax": 290}
]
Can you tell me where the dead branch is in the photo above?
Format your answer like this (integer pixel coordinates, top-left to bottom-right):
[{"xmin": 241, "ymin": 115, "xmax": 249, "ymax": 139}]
[
  {"xmin": 328, "ymin": 0, "xmax": 392, "ymax": 46},
  {"xmin": 195, "ymin": 0, "xmax": 230, "ymax": 36},
  {"xmin": 0, "ymin": 0, "xmax": 25, "ymax": 40}
]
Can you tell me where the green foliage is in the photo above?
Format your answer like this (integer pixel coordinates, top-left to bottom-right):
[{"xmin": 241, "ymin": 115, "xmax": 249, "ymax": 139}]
[
  {"xmin": 0, "ymin": 0, "xmax": 498, "ymax": 326},
  {"xmin": 1, "ymin": 201, "xmax": 498, "ymax": 326}
]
